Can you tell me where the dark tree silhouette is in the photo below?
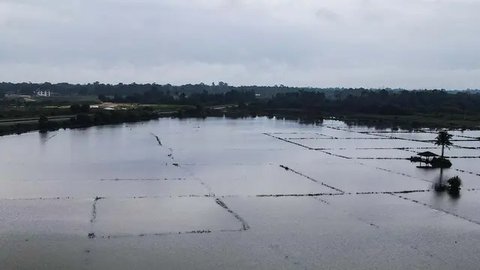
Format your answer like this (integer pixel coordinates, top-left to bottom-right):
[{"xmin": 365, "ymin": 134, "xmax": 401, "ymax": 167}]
[
  {"xmin": 38, "ymin": 115, "xmax": 49, "ymax": 132},
  {"xmin": 435, "ymin": 130, "xmax": 453, "ymax": 158}
]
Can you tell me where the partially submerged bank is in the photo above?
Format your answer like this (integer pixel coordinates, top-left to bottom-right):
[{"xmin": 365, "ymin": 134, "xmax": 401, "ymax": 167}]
[
  {"xmin": 336, "ymin": 113, "xmax": 480, "ymax": 130},
  {"xmin": 3, "ymin": 88, "xmax": 480, "ymax": 135},
  {"xmin": 217, "ymin": 106, "xmax": 480, "ymax": 130},
  {"xmin": 1, "ymin": 105, "xmax": 480, "ymax": 137},
  {"xmin": 0, "ymin": 108, "xmax": 174, "ymax": 136}
]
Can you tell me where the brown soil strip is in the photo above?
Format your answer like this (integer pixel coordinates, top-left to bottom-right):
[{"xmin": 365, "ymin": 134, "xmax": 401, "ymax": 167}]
[
  {"xmin": 150, "ymin": 133, "xmax": 162, "ymax": 146},
  {"xmin": 263, "ymin": 133, "xmax": 314, "ymax": 150},
  {"xmin": 319, "ymin": 150, "xmax": 352, "ymax": 159},
  {"xmin": 215, "ymin": 198, "xmax": 250, "ymax": 231},
  {"xmin": 256, "ymin": 193, "xmax": 343, "ymax": 198},
  {"xmin": 313, "ymin": 196, "xmax": 380, "ymax": 229},
  {"xmin": 454, "ymin": 168, "xmax": 480, "ymax": 177},
  {"xmin": 0, "ymin": 196, "xmax": 75, "ymax": 201},
  {"xmin": 356, "ymin": 162, "xmax": 432, "ymax": 183},
  {"xmin": 356, "ymin": 157, "xmax": 409, "ymax": 160},
  {"xmin": 356, "ymin": 190, "xmax": 430, "ymax": 195},
  {"xmin": 94, "ymin": 229, "xmax": 247, "ymax": 240},
  {"xmin": 390, "ymin": 193, "xmax": 480, "ymax": 226},
  {"xmin": 357, "ymin": 156, "xmax": 480, "ymax": 160},
  {"xmin": 279, "ymin": 164, "xmax": 345, "ymax": 193},
  {"xmin": 100, "ymin": 178, "xmax": 187, "ymax": 181},
  {"xmin": 88, "ymin": 196, "xmax": 105, "ymax": 239},
  {"xmin": 90, "ymin": 196, "xmax": 105, "ymax": 224},
  {"xmin": 289, "ymin": 137, "xmax": 391, "ymax": 140}
]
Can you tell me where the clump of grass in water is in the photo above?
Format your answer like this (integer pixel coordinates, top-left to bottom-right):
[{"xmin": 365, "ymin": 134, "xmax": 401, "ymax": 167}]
[
  {"xmin": 434, "ymin": 176, "xmax": 462, "ymax": 199},
  {"xmin": 435, "ymin": 176, "xmax": 462, "ymax": 199},
  {"xmin": 447, "ymin": 176, "xmax": 462, "ymax": 192}
]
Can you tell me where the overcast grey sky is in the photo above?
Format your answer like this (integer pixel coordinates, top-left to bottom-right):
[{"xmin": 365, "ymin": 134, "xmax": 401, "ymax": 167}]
[{"xmin": 1, "ymin": 0, "xmax": 479, "ymax": 88}]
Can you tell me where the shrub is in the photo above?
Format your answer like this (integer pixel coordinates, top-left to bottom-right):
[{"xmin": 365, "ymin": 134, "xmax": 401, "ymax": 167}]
[{"xmin": 447, "ymin": 176, "xmax": 462, "ymax": 191}]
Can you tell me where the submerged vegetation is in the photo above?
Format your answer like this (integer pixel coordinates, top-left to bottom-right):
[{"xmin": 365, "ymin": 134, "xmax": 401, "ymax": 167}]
[
  {"xmin": 0, "ymin": 104, "xmax": 178, "ymax": 136},
  {"xmin": 1, "ymin": 82, "xmax": 480, "ymax": 135},
  {"xmin": 435, "ymin": 175, "xmax": 462, "ymax": 198},
  {"xmin": 447, "ymin": 176, "xmax": 462, "ymax": 192}
]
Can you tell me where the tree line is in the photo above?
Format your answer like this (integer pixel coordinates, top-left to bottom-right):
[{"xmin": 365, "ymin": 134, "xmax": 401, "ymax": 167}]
[
  {"xmin": 7, "ymin": 81, "xmax": 477, "ymax": 99},
  {"xmin": 257, "ymin": 89, "xmax": 480, "ymax": 115},
  {"xmin": 2, "ymin": 82, "xmax": 480, "ymax": 117}
]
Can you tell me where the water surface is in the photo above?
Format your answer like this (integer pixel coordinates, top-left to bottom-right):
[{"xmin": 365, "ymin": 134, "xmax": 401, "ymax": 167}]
[{"xmin": 1, "ymin": 117, "xmax": 480, "ymax": 269}]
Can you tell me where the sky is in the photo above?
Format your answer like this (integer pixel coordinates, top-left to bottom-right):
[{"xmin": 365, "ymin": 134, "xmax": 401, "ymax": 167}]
[{"xmin": 1, "ymin": 0, "xmax": 479, "ymax": 89}]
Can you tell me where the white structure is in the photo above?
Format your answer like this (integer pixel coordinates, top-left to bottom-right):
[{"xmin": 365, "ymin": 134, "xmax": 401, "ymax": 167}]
[{"xmin": 34, "ymin": 89, "xmax": 52, "ymax": 97}]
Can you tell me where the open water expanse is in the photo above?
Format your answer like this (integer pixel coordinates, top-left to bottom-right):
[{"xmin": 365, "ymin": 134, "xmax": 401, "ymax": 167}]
[{"xmin": 1, "ymin": 117, "xmax": 480, "ymax": 269}]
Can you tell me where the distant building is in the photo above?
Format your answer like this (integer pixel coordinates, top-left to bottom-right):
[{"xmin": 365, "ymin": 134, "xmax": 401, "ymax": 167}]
[{"xmin": 34, "ymin": 89, "xmax": 52, "ymax": 97}]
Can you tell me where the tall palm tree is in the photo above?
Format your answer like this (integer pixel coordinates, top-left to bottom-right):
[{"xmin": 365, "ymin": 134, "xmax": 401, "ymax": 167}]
[{"xmin": 435, "ymin": 130, "xmax": 453, "ymax": 159}]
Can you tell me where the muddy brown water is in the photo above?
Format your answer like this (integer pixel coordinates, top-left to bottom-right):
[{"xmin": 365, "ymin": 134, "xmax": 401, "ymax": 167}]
[{"xmin": 1, "ymin": 117, "xmax": 480, "ymax": 269}]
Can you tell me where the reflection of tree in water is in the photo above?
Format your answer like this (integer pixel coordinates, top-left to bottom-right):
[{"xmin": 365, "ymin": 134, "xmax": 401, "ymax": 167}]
[
  {"xmin": 39, "ymin": 132, "xmax": 57, "ymax": 145},
  {"xmin": 433, "ymin": 168, "xmax": 447, "ymax": 193},
  {"xmin": 39, "ymin": 131, "xmax": 48, "ymax": 144},
  {"xmin": 433, "ymin": 168, "xmax": 461, "ymax": 200}
]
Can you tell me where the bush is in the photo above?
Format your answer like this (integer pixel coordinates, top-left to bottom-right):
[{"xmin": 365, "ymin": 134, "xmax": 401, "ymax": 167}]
[
  {"xmin": 74, "ymin": 113, "xmax": 93, "ymax": 125},
  {"xmin": 430, "ymin": 157, "xmax": 452, "ymax": 168},
  {"xmin": 447, "ymin": 176, "xmax": 462, "ymax": 191},
  {"xmin": 38, "ymin": 115, "xmax": 53, "ymax": 132}
]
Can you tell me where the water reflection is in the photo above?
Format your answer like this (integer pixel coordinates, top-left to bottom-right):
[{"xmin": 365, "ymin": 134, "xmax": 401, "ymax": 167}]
[
  {"xmin": 432, "ymin": 167, "xmax": 461, "ymax": 201},
  {"xmin": 39, "ymin": 132, "xmax": 49, "ymax": 145},
  {"xmin": 39, "ymin": 131, "xmax": 58, "ymax": 145}
]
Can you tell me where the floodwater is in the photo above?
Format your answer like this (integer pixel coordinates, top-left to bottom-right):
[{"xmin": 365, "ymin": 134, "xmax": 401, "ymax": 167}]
[{"xmin": 1, "ymin": 117, "xmax": 480, "ymax": 269}]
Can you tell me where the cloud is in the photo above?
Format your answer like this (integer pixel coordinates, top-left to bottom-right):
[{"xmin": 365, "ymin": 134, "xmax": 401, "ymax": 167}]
[
  {"xmin": 0, "ymin": 0, "xmax": 479, "ymax": 89},
  {"xmin": 315, "ymin": 8, "xmax": 340, "ymax": 21}
]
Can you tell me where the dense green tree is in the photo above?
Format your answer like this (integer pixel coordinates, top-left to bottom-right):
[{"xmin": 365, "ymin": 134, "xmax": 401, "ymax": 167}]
[
  {"xmin": 435, "ymin": 130, "xmax": 453, "ymax": 158},
  {"xmin": 38, "ymin": 115, "xmax": 49, "ymax": 132},
  {"xmin": 80, "ymin": 104, "xmax": 90, "ymax": 113},
  {"xmin": 98, "ymin": 94, "xmax": 107, "ymax": 102},
  {"xmin": 70, "ymin": 104, "xmax": 81, "ymax": 113}
]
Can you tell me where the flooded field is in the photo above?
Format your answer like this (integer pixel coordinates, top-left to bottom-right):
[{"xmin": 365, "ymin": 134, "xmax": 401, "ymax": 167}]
[{"xmin": 1, "ymin": 117, "xmax": 480, "ymax": 269}]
